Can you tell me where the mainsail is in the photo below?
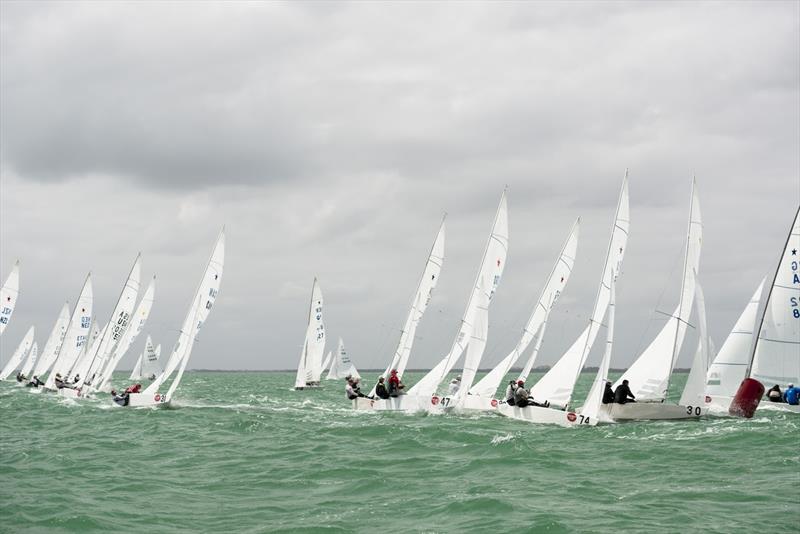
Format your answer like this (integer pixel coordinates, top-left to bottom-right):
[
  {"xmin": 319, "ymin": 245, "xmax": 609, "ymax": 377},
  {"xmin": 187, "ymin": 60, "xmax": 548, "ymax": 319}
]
[
  {"xmin": 328, "ymin": 338, "xmax": 360, "ymax": 380},
  {"xmin": 579, "ymin": 273, "xmax": 617, "ymax": 425},
  {"xmin": 529, "ymin": 172, "xmax": 629, "ymax": 409},
  {"xmin": 0, "ymin": 326, "xmax": 35, "ymax": 380},
  {"xmin": 18, "ymin": 341, "xmax": 39, "ymax": 378},
  {"xmin": 31, "ymin": 303, "xmax": 70, "ymax": 378},
  {"xmin": 409, "ymin": 190, "xmax": 508, "ymax": 397},
  {"xmin": 613, "ymin": 179, "xmax": 702, "ymax": 401},
  {"xmin": 469, "ymin": 217, "xmax": 579, "ymax": 399},
  {"xmin": 0, "ymin": 260, "xmax": 20, "ymax": 336},
  {"xmin": 748, "ymin": 207, "xmax": 800, "ymax": 387},
  {"xmin": 679, "ymin": 277, "xmax": 710, "ymax": 407},
  {"xmin": 44, "ymin": 274, "xmax": 93, "ymax": 390},
  {"xmin": 294, "ymin": 278, "xmax": 325, "ymax": 388}
]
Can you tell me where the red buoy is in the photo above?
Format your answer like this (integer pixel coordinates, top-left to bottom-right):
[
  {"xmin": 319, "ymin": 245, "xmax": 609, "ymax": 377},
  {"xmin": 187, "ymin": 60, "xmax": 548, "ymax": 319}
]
[{"xmin": 728, "ymin": 378, "xmax": 765, "ymax": 418}]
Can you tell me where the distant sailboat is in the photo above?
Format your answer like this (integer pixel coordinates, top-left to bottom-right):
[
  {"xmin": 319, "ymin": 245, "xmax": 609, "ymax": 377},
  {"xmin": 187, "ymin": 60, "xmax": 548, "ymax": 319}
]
[
  {"xmin": 327, "ymin": 338, "xmax": 360, "ymax": 381},
  {"xmin": 294, "ymin": 278, "xmax": 325, "ymax": 390},
  {"xmin": 321, "ymin": 351, "xmax": 333, "ymax": 379},
  {"xmin": 0, "ymin": 260, "xmax": 20, "ymax": 336},
  {"xmin": 0, "ymin": 326, "xmax": 35, "ymax": 380},
  {"xmin": 130, "ymin": 336, "xmax": 162, "ymax": 381}
]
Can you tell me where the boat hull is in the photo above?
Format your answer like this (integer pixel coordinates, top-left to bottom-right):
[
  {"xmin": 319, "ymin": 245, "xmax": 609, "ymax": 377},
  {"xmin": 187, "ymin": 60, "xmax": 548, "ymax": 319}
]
[
  {"xmin": 496, "ymin": 403, "xmax": 594, "ymax": 427},
  {"xmin": 56, "ymin": 387, "xmax": 81, "ymax": 399},
  {"xmin": 125, "ymin": 392, "xmax": 170, "ymax": 407},
  {"xmin": 352, "ymin": 394, "xmax": 432, "ymax": 412},
  {"xmin": 606, "ymin": 402, "xmax": 705, "ymax": 420}
]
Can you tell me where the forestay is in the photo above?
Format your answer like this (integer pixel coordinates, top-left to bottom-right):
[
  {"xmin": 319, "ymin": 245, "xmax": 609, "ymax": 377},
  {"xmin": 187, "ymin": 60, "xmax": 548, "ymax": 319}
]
[
  {"xmin": 294, "ymin": 278, "xmax": 325, "ymax": 388},
  {"xmin": 530, "ymin": 172, "xmax": 629, "ymax": 409},
  {"xmin": 614, "ymin": 179, "xmax": 702, "ymax": 401},
  {"xmin": 369, "ymin": 218, "xmax": 445, "ymax": 396},
  {"xmin": 409, "ymin": 190, "xmax": 508, "ymax": 397},
  {"xmin": 31, "ymin": 303, "xmax": 70, "ymax": 378},
  {"xmin": 44, "ymin": 274, "xmax": 93, "ymax": 390},
  {"xmin": 749, "ymin": 207, "xmax": 800, "ymax": 388},
  {"xmin": 469, "ymin": 217, "xmax": 579, "ymax": 399},
  {"xmin": 0, "ymin": 326, "xmax": 35, "ymax": 380},
  {"xmin": 0, "ymin": 260, "xmax": 20, "ymax": 336}
]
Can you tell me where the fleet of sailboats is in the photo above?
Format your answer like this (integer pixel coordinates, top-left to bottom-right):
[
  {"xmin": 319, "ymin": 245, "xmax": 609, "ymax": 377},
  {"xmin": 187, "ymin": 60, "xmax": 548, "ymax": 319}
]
[{"xmin": 0, "ymin": 188, "xmax": 797, "ymax": 421}]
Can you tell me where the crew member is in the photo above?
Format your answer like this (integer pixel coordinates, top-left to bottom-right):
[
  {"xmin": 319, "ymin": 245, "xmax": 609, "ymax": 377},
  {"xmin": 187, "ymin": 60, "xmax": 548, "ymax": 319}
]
[
  {"xmin": 375, "ymin": 377, "xmax": 390, "ymax": 399},
  {"xmin": 614, "ymin": 379, "xmax": 636, "ymax": 404}
]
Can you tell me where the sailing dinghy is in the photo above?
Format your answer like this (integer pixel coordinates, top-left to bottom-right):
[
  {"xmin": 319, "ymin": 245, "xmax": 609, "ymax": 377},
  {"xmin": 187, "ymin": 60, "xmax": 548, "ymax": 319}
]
[
  {"xmin": 130, "ymin": 335, "xmax": 162, "ymax": 381},
  {"xmin": 356, "ymin": 191, "xmax": 508, "ymax": 412},
  {"xmin": 496, "ymin": 171, "xmax": 629, "ymax": 425},
  {"xmin": 125, "ymin": 230, "xmax": 224, "ymax": 407},
  {"xmin": 462, "ymin": 218, "xmax": 580, "ymax": 412},
  {"xmin": 0, "ymin": 260, "xmax": 20, "ymax": 336},
  {"xmin": 327, "ymin": 338, "xmax": 360, "ymax": 381},
  {"xmin": 706, "ymin": 207, "xmax": 800, "ymax": 414},
  {"xmin": 294, "ymin": 278, "xmax": 325, "ymax": 389},
  {"xmin": 606, "ymin": 179, "xmax": 704, "ymax": 421}
]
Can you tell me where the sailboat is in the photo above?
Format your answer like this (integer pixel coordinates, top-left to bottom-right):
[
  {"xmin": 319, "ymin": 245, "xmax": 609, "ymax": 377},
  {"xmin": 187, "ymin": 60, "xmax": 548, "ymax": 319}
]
[
  {"xmin": 130, "ymin": 336, "xmax": 162, "ymax": 381},
  {"xmin": 321, "ymin": 351, "xmax": 333, "ymax": 379},
  {"xmin": 463, "ymin": 218, "xmax": 580, "ymax": 411},
  {"xmin": 125, "ymin": 229, "xmax": 224, "ymax": 407},
  {"xmin": 0, "ymin": 260, "xmax": 20, "ymax": 336},
  {"xmin": 496, "ymin": 171, "xmax": 629, "ymax": 425},
  {"xmin": 327, "ymin": 338, "xmax": 360, "ymax": 381},
  {"xmin": 354, "ymin": 218, "xmax": 445, "ymax": 406},
  {"xmin": 0, "ymin": 326, "xmax": 35, "ymax": 380},
  {"xmin": 17, "ymin": 342, "xmax": 39, "ymax": 382},
  {"xmin": 358, "ymin": 191, "xmax": 508, "ymax": 412},
  {"xmin": 606, "ymin": 179, "xmax": 704, "ymax": 421},
  {"xmin": 294, "ymin": 278, "xmax": 325, "ymax": 389},
  {"xmin": 92, "ymin": 276, "xmax": 156, "ymax": 393},
  {"xmin": 43, "ymin": 274, "xmax": 93, "ymax": 391},
  {"xmin": 706, "ymin": 207, "xmax": 800, "ymax": 414},
  {"xmin": 28, "ymin": 303, "xmax": 70, "ymax": 384}
]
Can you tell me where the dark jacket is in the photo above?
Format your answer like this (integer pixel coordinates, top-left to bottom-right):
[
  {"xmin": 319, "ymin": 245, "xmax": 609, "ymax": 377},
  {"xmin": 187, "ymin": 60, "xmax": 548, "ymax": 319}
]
[
  {"xmin": 602, "ymin": 384, "xmax": 615, "ymax": 404},
  {"xmin": 376, "ymin": 383, "xmax": 390, "ymax": 399},
  {"xmin": 614, "ymin": 383, "xmax": 635, "ymax": 404}
]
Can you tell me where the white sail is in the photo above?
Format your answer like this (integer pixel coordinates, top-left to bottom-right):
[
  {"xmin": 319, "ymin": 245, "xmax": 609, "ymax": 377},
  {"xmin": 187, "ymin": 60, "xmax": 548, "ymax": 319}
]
[
  {"xmin": 614, "ymin": 179, "xmax": 702, "ymax": 401},
  {"xmin": 580, "ymin": 273, "xmax": 617, "ymax": 424},
  {"xmin": 76, "ymin": 255, "xmax": 142, "ymax": 388},
  {"xmin": 129, "ymin": 352, "xmax": 144, "ymax": 381},
  {"xmin": 409, "ymin": 190, "xmax": 509, "ymax": 397},
  {"xmin": 368, "ymin": 219, "xmax": 446, "ymax": 395},
  {"xmin": 470, "ymin": 218, "xmax": 580, "ymax": 399},
  {"xmin": 19, "ymin": 341, "xmax": 39, "ymax": 378},
  {"xmin": 95, "ymin": 277, "xmax": 156, "ymax": 391},
  {"xmin": 321, "ymin": 351, "xmax": 333, "ymax": 377},
  {"xmin": 0, "ymin": 260, "xmax": 20, "ymax": 335},
  {"xmin": 680, "ymin": 277, "xmax": 710, "ymax": 407},
  {"xmin": 294, "ymin": 278, "xmax": 325, "ymax": 388},
  {"xmin": 530, "ymin": 172, "xmax": 630, "ymax": 408},
  {"xmin": 328, "ymin": 337, "xmax": 360, "ymax": 380},
  {"xmin": 143, "ymin": 229, "xmax": 225, "ymax": 397},
  {"xmin": 749, "ymin": 207, "xmax": 800, "ymax": 387},
  {"xmin": 44, "ymin": 274, "xmax": 93, "ymax": 389},
  {"xmin": 704, "ymin": 281, "xmax": 765, "ymax": 403},
  {"xmin": 31, "ymin": 303, "xmax": 70, "ymax": 378},
  {"xmin": 453, "ymin": 282, "xmax": 490, "ymax": 406},
  {"xmin": 140, "ymin": 337, "xmax": 162, "ymax": 379},
  {"xmin": 70, "ymin": 322, "xmax": 107, "ymax": 382},
  {"xmin": 0, "ymin": 326, "xmax": 35, "ymax": 379}
]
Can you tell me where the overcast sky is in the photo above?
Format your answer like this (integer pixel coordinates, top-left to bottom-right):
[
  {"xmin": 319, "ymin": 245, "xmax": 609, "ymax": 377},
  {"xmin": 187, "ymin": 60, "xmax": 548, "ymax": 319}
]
[{"xmin": 1, "ymin": 1, "xmax": 798, "ymax": 373}]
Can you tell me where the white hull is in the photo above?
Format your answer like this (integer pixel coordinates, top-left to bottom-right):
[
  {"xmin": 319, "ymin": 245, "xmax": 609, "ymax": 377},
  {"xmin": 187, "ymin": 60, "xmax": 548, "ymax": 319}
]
[
  {"xmin": 446, "ymin": 394, "xmax": 499, "ymax": 413},
  {"xmin": 56, "ymin": 387, "xmax": 81, "ymax": 399},
  {"xmin": 352, "ymin": 394, "xmax": 433, "ymax": 412},
  {"xmin": 496, "ymin": 403, "xmax": 594, "ymax": 427},
  {"xmin": 605, "ymin": 402, "xmax": 705, "ymax": 420},
  {"xmin": 125, "ymin": 391, "xmax": 170, "ymax": 407}
]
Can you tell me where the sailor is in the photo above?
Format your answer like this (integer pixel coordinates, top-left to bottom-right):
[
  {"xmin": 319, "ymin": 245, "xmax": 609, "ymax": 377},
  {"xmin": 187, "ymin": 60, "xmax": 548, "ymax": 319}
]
[
  {"xmin": 124, "ymin": 383, "xmax": 142, "ymax": 394},
  {"xmin": 345, "ymin": 378, "xmax": 365, "ymax": 400},
  {"xmin": 71, "ymin": 374, "xmax": 81, "ymax": 385},
  {"xmin": 110, "ymin": 389, "xmax": 130, "ymax": 407},
  {"xmin": 448, "ymin": 376, "xmax": 461, "ymax": 396},
  {"xmin": 504, "ymin": 380, "xmax": 517, "ymax": 406},
  {"xmin": 16, "ymin": 371, "xmax": 25, "ymax": 382},
  {"xmin": 766, "ymin": 384, "xmax": 783, "ymax": 402},
  {"xmin": 783, "ymin": 384, "xmax": 800, "ymax": 405},
  {"xmin": 375, "ymin": 377, "xmax": 390, "ymax": 399},
  {"xmin": 388, "ymin": 369, "xmax": 404, "ymax": 396},
  {"xmin": 54, "ymin": 373, "xmax": 66, "ymax": 389},
  {"xmin": 603, "ymin": 381, "xmax": 615, "ymax": 404},
  {"xmin": 614, "ymin": 379, "xmax": 636, "ymax": 404},
  {"xmin": 27, "ymin": 375, "xmax": 44, "ymax": 388},
  {"xmin": 514, "ymin": 380, "xmax": 533, "ymax": 407}
]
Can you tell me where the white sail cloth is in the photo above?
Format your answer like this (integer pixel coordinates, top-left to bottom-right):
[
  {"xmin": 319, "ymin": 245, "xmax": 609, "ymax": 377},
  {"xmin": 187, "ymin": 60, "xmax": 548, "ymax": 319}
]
[
  {"xmin": 294, "ymin": 277, "xmax": 325, "ymax": 388},
  {"xmin": 0, "ymin": 326, "xmax": 35, "ymax": 379},
  {"xmin": 530, "ymin": 172, "xmax": 630, "ymax": 409},
  {"xmin": 44, "ymin": 274, "xmax": 93, "ymax": 390},
  {"xmin": 31, "ymin": 304, "xmax": 70, "ymax": 378},
  {"xmin": 0, "ymin": 261, "xmax": 20, "ymax": 336},
  {"xmin": 328, "ymin": 338, "xmax": 360, "ymax": 380},
  {"xmin": 614, "ymin": 180, "xmax": 702, "ymax": 401},
  {"xmin": 469, "ymin": 218, "xmax": 579, "ymax": 399},
  {"xmin": 410, "ymin": 190, "xmax": 509, "ymax": 397},
  {"xmin": 19, "ymin": 342, "xmax": 39, "ymax": 378}
]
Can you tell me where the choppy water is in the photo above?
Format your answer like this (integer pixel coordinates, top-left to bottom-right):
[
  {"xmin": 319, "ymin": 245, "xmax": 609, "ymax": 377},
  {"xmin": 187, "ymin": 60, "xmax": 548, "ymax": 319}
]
[{"xmin": 1, "ymin": 371, "xmax": 798, "ymax": 533}]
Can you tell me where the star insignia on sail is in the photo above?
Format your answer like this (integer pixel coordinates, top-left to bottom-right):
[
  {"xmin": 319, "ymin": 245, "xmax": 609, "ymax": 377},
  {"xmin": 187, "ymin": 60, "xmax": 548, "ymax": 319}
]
[
  {"xmin": 619, "ymin": 247, "xmax": 623, "ymax": 253},
  {"xmin": 5, "ymin": 296, "xmax": 10, "ymax": 302},
  {"xmin": 431, "ymin": 274, "xmax": 435, "ymax": 280},
  {"xmin": 560, "ymin": 277, "xmax": 565, "ymax": 283},
  {"xmin": 81, "ymin": 308, "xmax": 86, "ymax": 312},
  {"xmin": 214, "ymin": 274, "xmax": 219, "ymax": 280},
  {"xmin": 793, "ymin": 248, "xmax": 798, "ymax": 255},
  {"xmin": 496, "ymin": 259, "xmax": 501, "ymax": 267}
]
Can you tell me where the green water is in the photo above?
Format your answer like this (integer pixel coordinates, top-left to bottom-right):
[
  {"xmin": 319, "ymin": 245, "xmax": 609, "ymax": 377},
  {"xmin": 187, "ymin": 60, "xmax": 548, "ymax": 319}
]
[{"xmin": 1, "ymin": 371, "xmax": 798, "ymax": 533}]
